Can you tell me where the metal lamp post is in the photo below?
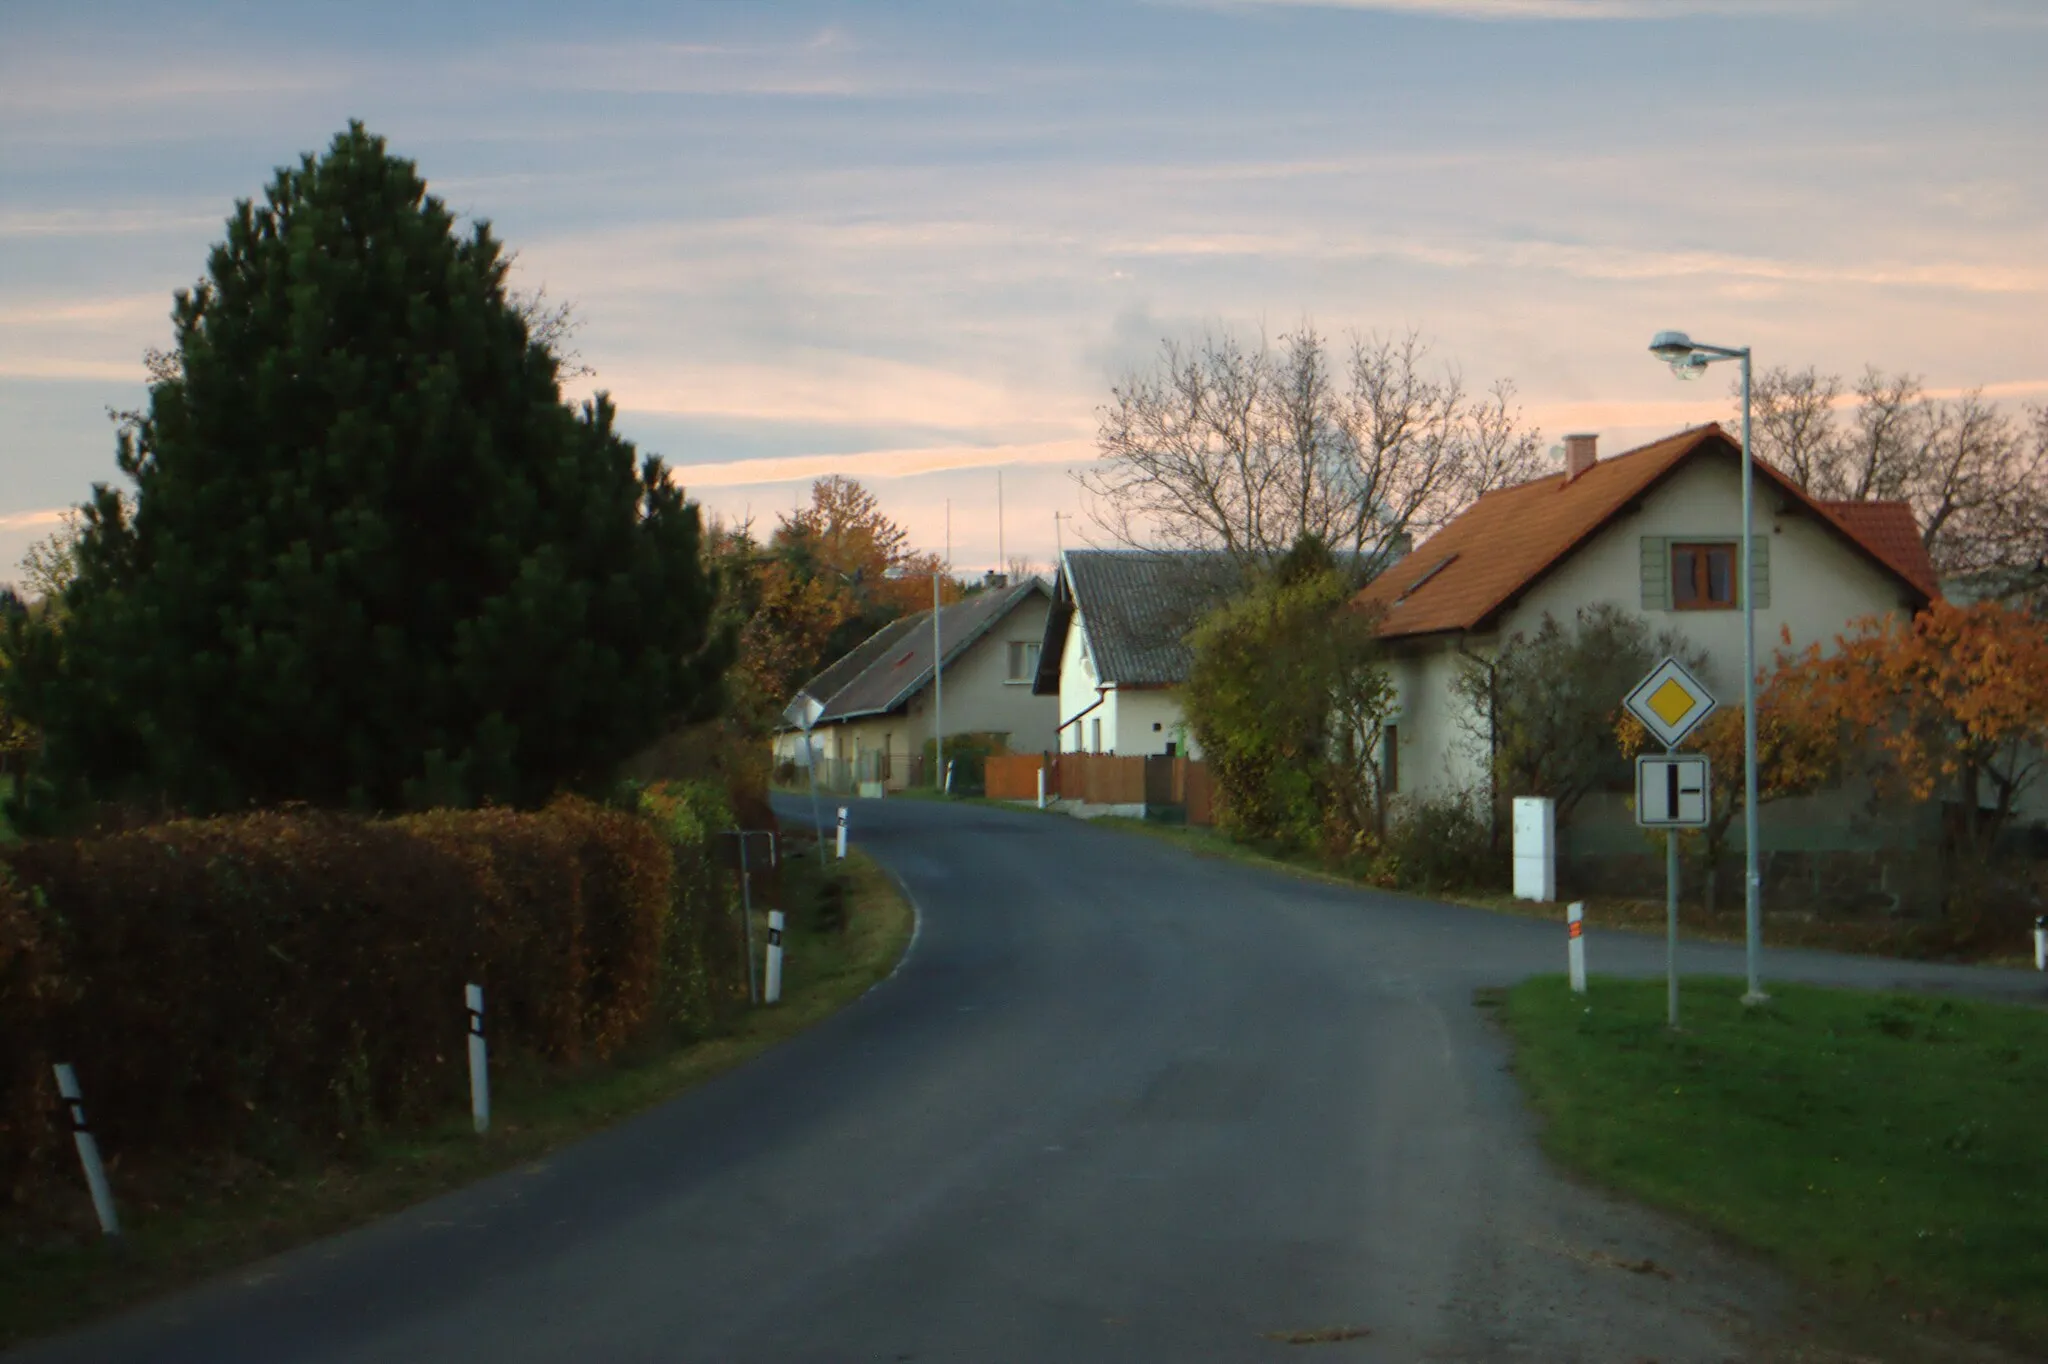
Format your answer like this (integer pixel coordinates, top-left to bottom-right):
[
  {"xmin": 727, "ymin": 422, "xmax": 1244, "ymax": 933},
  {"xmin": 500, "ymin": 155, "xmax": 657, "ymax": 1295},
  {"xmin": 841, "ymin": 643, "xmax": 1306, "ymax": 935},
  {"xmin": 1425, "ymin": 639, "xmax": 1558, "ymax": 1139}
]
[
  {"xmin": 887, "ymin": 567, "xmax": 947, "ymax": 793},
  {"xmin": 1649, "ymin": 330, "xmax": 1766, "ymax": 1005}
]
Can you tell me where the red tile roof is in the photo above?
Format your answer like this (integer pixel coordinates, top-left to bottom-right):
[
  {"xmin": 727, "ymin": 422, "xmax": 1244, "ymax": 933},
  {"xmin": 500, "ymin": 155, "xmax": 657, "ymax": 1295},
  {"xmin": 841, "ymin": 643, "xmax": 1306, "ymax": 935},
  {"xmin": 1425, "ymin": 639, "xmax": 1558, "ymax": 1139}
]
[
  {"xmin": 1355, "ymin": 423, "xmax": 1936, "ymax": 638},
  {"xmin": 1815, "ymin": 500, "xmax": 1939, "ymax": 600}
]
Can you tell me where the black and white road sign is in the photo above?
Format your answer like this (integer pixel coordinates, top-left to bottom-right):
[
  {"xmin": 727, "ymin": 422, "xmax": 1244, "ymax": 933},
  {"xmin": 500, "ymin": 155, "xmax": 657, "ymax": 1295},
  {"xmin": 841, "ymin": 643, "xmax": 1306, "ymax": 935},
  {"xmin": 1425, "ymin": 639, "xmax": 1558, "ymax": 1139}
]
[{"xmin": 1636, "ymin": 754, "xmax": 1710, "ymax": 828}]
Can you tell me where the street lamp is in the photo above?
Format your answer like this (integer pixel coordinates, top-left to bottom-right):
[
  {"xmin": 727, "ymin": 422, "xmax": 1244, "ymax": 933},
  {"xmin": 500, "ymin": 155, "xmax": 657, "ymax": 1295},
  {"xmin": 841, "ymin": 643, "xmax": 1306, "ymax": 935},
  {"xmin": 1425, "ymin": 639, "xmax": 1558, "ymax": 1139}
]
[
  {"xmin": 885, "ymin": 565, "xmax": 947, "ymax": 793},
  {"xmin": 1649, "ymin": 330, "xmax": 1765, "ymax": 1005}
]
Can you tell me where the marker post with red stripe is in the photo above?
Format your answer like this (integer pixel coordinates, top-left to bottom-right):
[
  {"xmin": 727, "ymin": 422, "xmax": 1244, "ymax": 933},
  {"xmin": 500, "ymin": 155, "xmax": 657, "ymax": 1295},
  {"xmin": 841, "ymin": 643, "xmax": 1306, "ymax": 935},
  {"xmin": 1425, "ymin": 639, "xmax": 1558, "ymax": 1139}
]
[{"xmin": 1567, "ymin": 902, "xmax": 1587, "ymax": 995}]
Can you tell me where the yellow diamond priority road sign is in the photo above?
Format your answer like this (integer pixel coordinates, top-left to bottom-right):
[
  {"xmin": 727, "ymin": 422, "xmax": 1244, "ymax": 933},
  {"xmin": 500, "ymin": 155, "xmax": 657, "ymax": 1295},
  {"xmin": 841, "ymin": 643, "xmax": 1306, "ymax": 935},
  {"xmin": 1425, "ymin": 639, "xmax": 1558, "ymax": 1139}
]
[{"xmin": 1624, "ymin": 656, "xmax": 1717, "ymax": 750}]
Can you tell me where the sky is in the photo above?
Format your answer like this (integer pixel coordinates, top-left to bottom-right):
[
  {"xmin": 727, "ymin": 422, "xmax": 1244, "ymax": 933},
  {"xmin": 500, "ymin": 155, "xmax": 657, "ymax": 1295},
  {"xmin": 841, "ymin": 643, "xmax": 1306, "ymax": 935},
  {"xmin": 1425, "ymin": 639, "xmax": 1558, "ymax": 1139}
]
[{"xmin": 4, "ymin": 0, "xmax": 2045, "ymax": 582}]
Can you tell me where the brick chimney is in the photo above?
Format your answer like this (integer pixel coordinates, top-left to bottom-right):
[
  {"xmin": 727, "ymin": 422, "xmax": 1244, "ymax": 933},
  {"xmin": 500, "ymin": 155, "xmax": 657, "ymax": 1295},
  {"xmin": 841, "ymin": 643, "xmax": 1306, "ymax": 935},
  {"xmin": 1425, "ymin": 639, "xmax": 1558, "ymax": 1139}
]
[{"xmin": 1563, "ymin": 433, "xmax": 1598, "ymax": 483}]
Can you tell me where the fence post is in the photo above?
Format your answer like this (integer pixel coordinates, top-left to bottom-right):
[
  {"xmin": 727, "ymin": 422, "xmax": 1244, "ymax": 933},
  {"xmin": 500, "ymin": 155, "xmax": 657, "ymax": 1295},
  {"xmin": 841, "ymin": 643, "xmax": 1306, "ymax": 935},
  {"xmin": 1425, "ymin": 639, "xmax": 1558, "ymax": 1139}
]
[
  {"xmin": 1567, "ymin": 902, "xmax": 1587, "ymax": 995},
  {"xmin": 765, "ymin": 911, "xmax": 785, "ymax": 1004},
  {"xmin": 53, "ymin": 1064, "xmax": 121, "ymax": 1236},
  {"xmin": 465, "ymin": 984, "xmax": 490, "ymax": 1134},
  {"xmin": 738, "ymin": 837, "xmax": 759, "ymax": 1004}
]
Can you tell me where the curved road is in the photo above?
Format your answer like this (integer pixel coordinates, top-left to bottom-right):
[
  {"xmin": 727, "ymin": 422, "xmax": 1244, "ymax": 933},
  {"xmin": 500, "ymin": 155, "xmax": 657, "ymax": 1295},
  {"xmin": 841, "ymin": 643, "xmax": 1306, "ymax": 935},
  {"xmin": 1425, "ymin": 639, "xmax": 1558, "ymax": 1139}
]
[{"xmin": 17, "ymin": 797, "xmax": 2042, "ymax": 1363}]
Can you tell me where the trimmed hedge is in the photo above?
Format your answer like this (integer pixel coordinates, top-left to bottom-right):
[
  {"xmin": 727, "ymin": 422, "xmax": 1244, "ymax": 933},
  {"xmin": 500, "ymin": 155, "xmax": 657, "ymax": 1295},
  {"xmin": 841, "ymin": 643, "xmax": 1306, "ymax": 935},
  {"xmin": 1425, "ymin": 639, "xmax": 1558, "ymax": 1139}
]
[{"xmin": 0, "ymin": 789, "xmax": 749, "ymax": 1202}]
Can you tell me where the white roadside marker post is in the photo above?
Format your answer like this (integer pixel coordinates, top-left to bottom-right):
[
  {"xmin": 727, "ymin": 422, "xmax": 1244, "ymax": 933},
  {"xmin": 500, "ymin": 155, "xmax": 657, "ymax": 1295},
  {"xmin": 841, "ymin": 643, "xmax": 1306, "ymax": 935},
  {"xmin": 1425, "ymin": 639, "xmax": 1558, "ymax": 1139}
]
[
  {"xmin": 465, "ymin": 984, "xmax": 490, "ymax": 1135},
  {"xmin": 836, "ymin": 806, "xmax": 848, "ymax": 860},
  {"xmin": 765, "ymin": 911, "xmax": 786, "ymax": 1005},
  {"xmin": 53, "ymin": 1064, "xmax": 121, "ymax": 1236},
  {"xmin": 1567, "ymin": 902, "xmax": 1587, "ymax": 996},
  {"xmin": 944, "ymin": 760, "xmax": 955, "ymax": 796},
  {"xmin": 1036, "ymin": 765, "xmax": 1047, "ymax": 809},
  {"xmin": 2035, "ymin": 915, "xmax": 2045, "ymax": 972}
]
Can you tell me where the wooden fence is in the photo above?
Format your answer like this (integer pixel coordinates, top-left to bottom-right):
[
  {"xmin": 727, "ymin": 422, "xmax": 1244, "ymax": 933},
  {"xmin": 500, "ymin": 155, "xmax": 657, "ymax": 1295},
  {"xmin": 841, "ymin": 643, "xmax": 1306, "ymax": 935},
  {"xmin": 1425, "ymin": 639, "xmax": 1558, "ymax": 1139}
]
[
  {"xmin": 984, "ymin": 753, "xmax": 1218, "ymax": 826},
  {"xmin": 985, "ymin": 754, "xmax": 1046, "ymax": 801}
]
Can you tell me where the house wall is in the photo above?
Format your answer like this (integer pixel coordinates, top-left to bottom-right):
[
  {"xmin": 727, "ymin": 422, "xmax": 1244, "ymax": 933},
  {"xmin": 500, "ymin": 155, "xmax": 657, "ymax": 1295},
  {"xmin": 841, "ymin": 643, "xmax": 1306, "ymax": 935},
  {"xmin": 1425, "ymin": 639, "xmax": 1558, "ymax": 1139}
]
[
  {"xmin": 1050, "ymin": 608, "xmax": 1203, "ymax": 758},
  {"xmin": 900, "ymin": 593, "xmax": 1057, "ymax": 753},
  {"xmin": 1385, "ymin": 643, "xmax": 1486, "ymax": 801},
  {"xmin": 1390, "ymin": 455, "xmax": 1922, "ymax": 832},
  {"xmin": 1111, "ymin": 687, "xmax": 1201, "ymax": 758},
  {"xmin": 1057, "ymin": 607, "xmax": 1107, "ymax": 753},
  {"xmin": 1510, "ymin": 458, "xmax": 1918, "ymax": 701}
]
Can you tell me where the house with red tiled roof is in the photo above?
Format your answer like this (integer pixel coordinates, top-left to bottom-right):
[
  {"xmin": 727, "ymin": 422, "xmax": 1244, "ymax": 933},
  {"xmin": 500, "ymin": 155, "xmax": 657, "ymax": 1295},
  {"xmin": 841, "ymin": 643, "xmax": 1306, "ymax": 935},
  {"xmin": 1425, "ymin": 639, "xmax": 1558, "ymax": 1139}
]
[{"xmin": 1354, "ymin": 424, "xmax": 1937, "ymax": 844}]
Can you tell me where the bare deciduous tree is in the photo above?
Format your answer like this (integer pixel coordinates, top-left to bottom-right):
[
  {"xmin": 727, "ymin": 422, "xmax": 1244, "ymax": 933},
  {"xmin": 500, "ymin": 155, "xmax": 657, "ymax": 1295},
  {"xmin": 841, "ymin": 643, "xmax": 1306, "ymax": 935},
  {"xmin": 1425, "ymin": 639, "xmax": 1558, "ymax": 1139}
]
[
  {"xmin": 1740, "ymin": 365, "xmax": 2047, "ymax": 578},
  {"xmin": 1746, "ymin": 365, "xmax": 1844, "ymax": 492},
  {"xmin": 16, "ymin": 510, "xmax": 83, "ymax": 606},
  {"xmin": 1083, "ymin": 324, "xmax": 1542, "ymax": 579},
  {"xmin": 513, "ymin": 283, "xmax": 595, "ymax": 381}
]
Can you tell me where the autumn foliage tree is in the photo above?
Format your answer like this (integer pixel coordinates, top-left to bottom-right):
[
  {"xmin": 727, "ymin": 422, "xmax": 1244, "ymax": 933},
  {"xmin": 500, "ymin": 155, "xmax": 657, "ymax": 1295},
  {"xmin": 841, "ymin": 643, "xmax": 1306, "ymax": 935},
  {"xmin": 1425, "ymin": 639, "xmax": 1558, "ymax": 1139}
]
[
  {"xmin": 1789, "ymin": 600, "xmax": 2048, "ymax": 867},
  {"xmin": 713, "ymin": 476, "xmax": 956, "ymax": 731},
  {"xmin": 1618, "ymin": 638, "xmax": 1839, "ymax": 913}
]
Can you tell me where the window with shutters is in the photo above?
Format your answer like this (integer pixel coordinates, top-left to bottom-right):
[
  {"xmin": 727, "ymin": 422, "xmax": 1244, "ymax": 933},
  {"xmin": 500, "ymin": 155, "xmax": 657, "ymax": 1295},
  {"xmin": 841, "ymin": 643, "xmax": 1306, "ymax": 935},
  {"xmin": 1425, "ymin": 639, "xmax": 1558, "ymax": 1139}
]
[{"xmin": 1671, "ymin": 542, "xmax": 1738, "ymax": 610}]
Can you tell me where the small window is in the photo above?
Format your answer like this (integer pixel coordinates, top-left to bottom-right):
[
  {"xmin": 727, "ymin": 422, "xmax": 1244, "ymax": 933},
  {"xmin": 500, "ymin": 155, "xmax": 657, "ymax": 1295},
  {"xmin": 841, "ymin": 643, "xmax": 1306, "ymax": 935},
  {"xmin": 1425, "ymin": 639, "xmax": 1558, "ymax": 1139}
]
[
  {"xmin": 1382, "ymin": 723, "xmax": 1400, "ymax": 794},
  {"xmin": 1671, "ymin": 542, "xmax": 1738, "ymax": 610},
  {"xmin": 1006, "ymin": 640, "xmax": 1040, "ymax": 682},
  {"xmin": 1090, "ymin": 717, "xmax": 1103, "ymax": 753}
]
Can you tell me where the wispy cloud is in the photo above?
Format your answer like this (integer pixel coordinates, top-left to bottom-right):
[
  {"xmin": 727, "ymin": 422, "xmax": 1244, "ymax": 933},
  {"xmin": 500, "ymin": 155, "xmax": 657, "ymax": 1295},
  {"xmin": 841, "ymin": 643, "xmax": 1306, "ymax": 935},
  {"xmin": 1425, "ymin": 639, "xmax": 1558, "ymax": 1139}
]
[
  {"xmin": 0, "ymin": 295, "xmax": 166, "ymax": 327},
  {"xmin": 0, "ymin": 509, "xmax": 69, "ymax": 533},
  {"xmin": 593, "ymin": 355, "xmax": 1087, "ymax": 436},
  {"xmin": 0, "ymin": 207, "xmax": 223, "ymax": 239},
  {"xmin": 669, "ymin": 438, "xmax": 1095, "ymax": 490}
]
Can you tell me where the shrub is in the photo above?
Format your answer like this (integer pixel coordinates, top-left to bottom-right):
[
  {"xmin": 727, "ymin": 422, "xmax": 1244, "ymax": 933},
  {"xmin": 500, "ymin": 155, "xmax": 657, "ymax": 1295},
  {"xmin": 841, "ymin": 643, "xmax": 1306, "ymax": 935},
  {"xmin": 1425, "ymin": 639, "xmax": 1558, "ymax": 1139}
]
[
  {"xmin": 1184, "ymin": 548, "xmax": 1393, "ymax": 852},
  {"xmin": 0, "ymin": 795, "xmax": 749, "ymax": 1199},
  {"xmin": 1373, "ymin": 789, "xmax": 1503, "ymax": 895},
  {"xmin": 920, "ymin": 731, "xmax": 1008, "ymax": 795}
]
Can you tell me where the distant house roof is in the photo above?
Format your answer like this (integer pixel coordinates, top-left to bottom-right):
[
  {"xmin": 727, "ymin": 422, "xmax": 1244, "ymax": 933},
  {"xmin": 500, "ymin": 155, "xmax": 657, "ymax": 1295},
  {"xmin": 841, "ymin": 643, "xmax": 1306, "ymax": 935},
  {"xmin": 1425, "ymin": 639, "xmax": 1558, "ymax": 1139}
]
[
  {"xmin": 1036, "ymin": 550, "xmax": 1244, "ymax": 690},
  {"xmin": 1354, "ymin": 424, "xmax": 1939, "ymax": 640},
  {"xmin": 785, "ymin": 577, "xmax": 1049, "ymax": 728}
]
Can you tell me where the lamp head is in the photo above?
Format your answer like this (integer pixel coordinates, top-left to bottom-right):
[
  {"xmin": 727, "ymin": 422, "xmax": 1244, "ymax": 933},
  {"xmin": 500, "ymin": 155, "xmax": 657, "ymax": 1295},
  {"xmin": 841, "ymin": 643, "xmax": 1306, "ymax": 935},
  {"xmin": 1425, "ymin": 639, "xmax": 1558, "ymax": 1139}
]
[
  {"xmin": 1648, "ymin": 330, "xmax": 1696, "ymax": 362},
  {"xmin": 1670, "ymin": 353, "xmax": 1711, "ymax": 382}
]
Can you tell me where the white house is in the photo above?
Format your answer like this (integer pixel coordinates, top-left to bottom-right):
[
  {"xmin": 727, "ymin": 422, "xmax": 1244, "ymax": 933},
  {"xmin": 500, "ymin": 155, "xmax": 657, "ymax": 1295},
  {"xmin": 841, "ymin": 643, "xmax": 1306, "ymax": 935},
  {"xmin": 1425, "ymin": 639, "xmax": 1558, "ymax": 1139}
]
[
  {"xmin": 1353, "ymin": 424, "xmax": 1940, "ymax": 859},
  {"xmin": 774, "ymin": 576, "xmax": 1056, "ymax": 789},
  {"xmin": 1032, "ymin": 550, "xmax": 1249, "ymax": 759}
]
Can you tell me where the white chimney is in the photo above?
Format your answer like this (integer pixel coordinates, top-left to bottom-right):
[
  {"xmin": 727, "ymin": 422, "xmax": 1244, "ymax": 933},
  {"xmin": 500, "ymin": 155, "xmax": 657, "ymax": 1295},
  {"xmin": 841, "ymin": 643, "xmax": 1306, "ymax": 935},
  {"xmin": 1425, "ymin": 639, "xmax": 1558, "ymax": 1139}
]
[{"xmin": 1563, "ymin": 433, "xmax": 1598, "ymax": 483}]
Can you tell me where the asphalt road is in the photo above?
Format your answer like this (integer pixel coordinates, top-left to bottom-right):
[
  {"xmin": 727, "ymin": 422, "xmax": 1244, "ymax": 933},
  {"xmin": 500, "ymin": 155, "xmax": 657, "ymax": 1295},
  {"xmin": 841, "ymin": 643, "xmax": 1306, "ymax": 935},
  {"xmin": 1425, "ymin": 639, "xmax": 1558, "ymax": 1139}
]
[{"xmin": 16, "ymin": 796, "xmax": 2043, "ymax": 1363}]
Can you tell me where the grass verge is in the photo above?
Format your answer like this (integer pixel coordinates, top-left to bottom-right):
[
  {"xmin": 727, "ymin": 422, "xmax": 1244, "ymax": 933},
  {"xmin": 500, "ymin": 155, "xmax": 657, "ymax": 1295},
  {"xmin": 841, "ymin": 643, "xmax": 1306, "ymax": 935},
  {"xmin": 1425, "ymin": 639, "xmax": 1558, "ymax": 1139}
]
[
  {"xmin": 1500, "ymin": 974, "xmax": 2048, "ymax": 1351},
  {"xmin": 0, "ymin": 845, "xmax": 914, "ymax": 1350}
]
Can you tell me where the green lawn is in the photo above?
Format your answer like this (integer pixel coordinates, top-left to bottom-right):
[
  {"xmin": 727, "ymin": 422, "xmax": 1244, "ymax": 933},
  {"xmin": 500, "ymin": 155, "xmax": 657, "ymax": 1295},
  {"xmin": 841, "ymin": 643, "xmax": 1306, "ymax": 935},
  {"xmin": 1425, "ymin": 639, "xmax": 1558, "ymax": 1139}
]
[
  {"xmin": 1501, "ymin": 975, "xmax": 2048, "ymax": 1349},
  {"xmin": 1, "ymin": 847, "xmax": 914, "ymax": 1349}
]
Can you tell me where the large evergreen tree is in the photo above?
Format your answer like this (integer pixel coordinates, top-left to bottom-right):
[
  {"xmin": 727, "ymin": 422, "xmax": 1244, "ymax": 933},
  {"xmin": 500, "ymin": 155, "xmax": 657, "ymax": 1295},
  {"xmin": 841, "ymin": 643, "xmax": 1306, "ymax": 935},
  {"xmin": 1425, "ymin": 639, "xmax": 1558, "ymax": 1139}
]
[{"xmin": 3, "ymin": 122, "xmax": 728, "ymax": 812}]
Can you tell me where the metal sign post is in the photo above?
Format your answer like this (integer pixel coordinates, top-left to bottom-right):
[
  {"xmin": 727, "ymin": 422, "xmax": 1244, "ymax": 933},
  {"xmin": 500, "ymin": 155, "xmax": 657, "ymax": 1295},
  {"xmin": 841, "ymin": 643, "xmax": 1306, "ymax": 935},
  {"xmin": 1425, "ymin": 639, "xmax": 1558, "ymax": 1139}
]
[
  {"xmin": 783, "ymin": 694, "xmax": 829, "ymax": 866},
  {"xmin": 721, "ymin": 829, "xmax": 779, "ymax": 1005},
  {"xmin": 1627, "ymin": 658, "xmax": 1716, "ymax": 1031}
]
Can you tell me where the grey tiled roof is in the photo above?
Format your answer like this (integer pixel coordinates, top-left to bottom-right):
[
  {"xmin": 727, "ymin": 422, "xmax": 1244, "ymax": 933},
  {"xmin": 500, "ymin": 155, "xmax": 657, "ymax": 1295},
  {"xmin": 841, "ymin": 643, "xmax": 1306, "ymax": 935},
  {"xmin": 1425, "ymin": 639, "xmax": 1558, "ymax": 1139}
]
[
  {"xmin": 788, "ymin": 577, "xmax": 1049, "ymax": 727},
  {"xmin": 1060, "ymin": 551, "xmax": 1243, "ymax": 686}
]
